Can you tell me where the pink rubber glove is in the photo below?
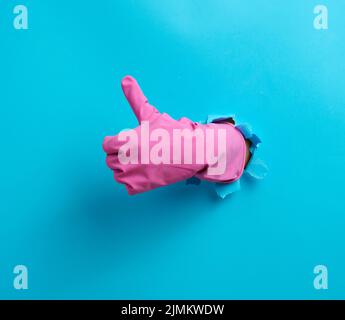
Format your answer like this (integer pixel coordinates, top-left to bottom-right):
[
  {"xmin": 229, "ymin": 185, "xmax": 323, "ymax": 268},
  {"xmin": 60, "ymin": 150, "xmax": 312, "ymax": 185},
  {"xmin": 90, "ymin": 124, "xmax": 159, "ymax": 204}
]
[{"xmin": 103, "ymin": 76, "xmax": 246, "ymax": 195}]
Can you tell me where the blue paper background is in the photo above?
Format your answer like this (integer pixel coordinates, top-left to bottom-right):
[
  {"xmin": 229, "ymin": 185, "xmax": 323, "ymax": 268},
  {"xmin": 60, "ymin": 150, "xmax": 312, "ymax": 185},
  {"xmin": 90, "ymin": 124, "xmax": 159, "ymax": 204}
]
[{"xmin": 0, "ymin": 0, "xmax": 344, "ymax": 299}]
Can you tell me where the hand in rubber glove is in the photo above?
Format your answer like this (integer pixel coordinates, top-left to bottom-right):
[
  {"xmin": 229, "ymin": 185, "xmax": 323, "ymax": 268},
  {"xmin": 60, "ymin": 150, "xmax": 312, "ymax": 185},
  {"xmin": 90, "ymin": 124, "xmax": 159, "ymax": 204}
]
[{"xmin": 102, "ymin": 76, "xmax": 207, "ymax": 195}]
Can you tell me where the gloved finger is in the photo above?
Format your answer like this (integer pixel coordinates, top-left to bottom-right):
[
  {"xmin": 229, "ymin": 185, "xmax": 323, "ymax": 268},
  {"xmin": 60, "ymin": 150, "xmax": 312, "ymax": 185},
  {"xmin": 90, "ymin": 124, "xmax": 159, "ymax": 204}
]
[
  {"xmin": 121, "ymin": 75, "xmax": 159, "ymax": 123},
  {"xmin": 102, "ymin": 135, "xmax": 120, "ymax": 155},
  {"xmin": 105, "ymin": 154, "xmax": 119, "ymax": 170}
]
